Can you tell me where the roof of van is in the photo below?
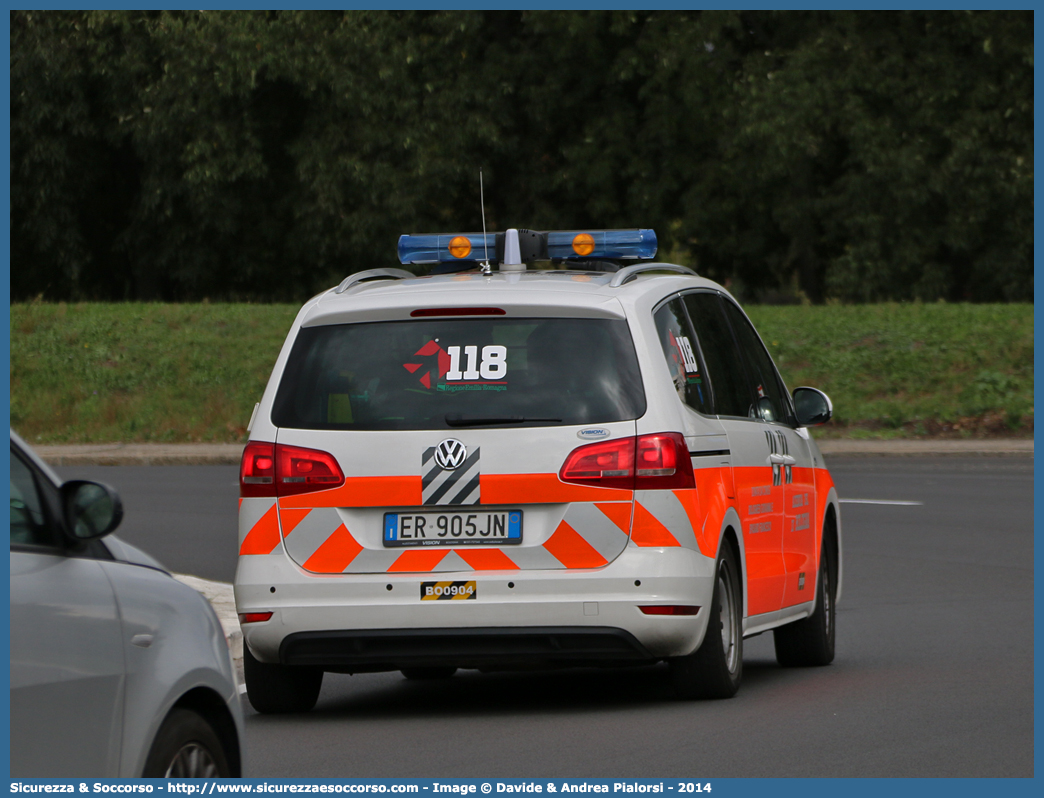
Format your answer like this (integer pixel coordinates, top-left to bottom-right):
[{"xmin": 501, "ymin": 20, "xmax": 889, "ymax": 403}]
[{"xmin": 299, "ymin": 267, "xmax": 724, "ymax": 326}]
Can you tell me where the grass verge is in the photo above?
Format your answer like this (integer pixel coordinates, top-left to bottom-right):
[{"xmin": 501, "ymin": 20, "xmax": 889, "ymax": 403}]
[{"xmin": 10, "ymin": 301, "xmax": 1033, "ymax": 444}]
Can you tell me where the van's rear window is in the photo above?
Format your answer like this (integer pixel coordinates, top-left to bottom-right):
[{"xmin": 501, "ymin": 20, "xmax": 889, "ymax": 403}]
[{"xmin": 271, "ymin": 318, "xmax": 646, "ymax": 430}]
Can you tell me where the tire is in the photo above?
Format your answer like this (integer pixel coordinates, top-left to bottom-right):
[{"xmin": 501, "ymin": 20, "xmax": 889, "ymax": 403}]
[
  {"xmin": 142, "ymin": 708, "xmax": 230, "ymax": 778},
  {"xmin": 244, "ymin": 645, "xmax": 323, "ymax": 714},
  {"xmin": 669, "ymin": 541, "xmax": 743, "ymax": 699},
  {"xmin": 773, "ymin": 537, "xmax": 836, "ymax": 667},
  {"xmin": 401, "ymin": 667, "xmax": 457, "ymax": 680}
]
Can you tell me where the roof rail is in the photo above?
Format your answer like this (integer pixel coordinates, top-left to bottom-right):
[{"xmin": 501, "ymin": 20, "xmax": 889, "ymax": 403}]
[
  {"xmin": 608, "ymin": 263, "xmax": 697, "ymax": 288},
  {"xmin": 334, "ymin": 268, "xmax": 414, "ymax": 294}
]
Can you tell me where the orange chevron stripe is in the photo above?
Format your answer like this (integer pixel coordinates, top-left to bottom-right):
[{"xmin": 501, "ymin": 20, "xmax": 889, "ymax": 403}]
[
  {"xmin": 239, "ymin": 504, "xmax": 281, "ymax": 555},
  {"xmin": 544, "ymin": 521, "xmax": 608, "ymax": 569},
  {"xmin": 388, "ymin": 549, "xmax": 450, "ymax": 572},
  {"xmin": 595, "ymin": 501, "xmax": 633, "ymax": 534},
  {"xmin": 278, "ymin": 508, "xmax": 312, "ymax": 538},
  {"xmin": 673, "ymin": 489, "xmax": 713, "ymax": 557},
  {"xmin": 277, "ymin": 476, "xmax": 422, "ymax": 509},
  {"xmin": 455, "ymin": 548, "xmax": 520, "ymax": 571},
  {"xmin": 302, "ymin": 524, "xmax": 363, "ymax": 573},
  {"xmin": 481, "ymin": 474, "xmax": 631, "ymax": 504},
  {"xmin": 631, "ymin": 502, "xmax": 681, "ymax": 547}
]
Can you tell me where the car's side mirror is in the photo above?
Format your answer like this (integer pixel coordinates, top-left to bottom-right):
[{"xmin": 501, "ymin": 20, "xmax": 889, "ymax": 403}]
[
  {"xmin": 61, "ymin": 480, "xmax": 123, "ymax": 540},
  {"xmin": 793, "ymin": 387, "xmax": 833, "ymax": 427}
]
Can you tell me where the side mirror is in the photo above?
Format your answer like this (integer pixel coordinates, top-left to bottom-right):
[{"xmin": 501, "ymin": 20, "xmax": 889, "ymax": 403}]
[
  {"xmin": 61, "ymin": 480, "xmax": 123, "ymax": 540},
  {"xmin": 793, "ymin": 387, "xmax": 833, "ymax": 427}
]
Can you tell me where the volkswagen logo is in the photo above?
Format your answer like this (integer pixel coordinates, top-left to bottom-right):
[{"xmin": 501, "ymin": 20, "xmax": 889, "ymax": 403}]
[{"xmin": 433, "ymin": 438, "xmax": 468, "ymax": 470}]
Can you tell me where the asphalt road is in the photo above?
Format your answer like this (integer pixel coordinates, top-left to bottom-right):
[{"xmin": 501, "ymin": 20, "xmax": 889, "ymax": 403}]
[{"xmin": 60, "ymin": 456, "xmax": 1034, "ymax": 777}]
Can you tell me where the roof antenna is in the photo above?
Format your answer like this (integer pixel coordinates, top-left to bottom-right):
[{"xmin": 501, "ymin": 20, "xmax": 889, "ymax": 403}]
[{"xmin": 479, "ymin": 169, "xmax": 491, "ymax": 275}]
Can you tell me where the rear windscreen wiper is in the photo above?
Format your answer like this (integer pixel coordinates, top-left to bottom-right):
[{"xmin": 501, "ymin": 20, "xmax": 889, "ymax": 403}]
[{"xmin": 445, "ymin": 413, "xmax": 563, "ymax": 427}]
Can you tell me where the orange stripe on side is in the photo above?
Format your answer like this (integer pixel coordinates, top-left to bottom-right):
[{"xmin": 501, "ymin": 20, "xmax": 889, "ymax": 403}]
[
  {"xmin": 631, "ymin": 502, "xmax": 681, "ymax": 547},
  {"xmin": 481, "ymin": 474, "xmax": 631, "ymax": 505},
  {"xmin": 455, "ymin": 548, "xmax": 520, "ymax": 571},
  {"xmin": 673, "ymin": 489, "xmax": 713, "ymax": 557},
  {"xmin": 238, "ymin": 498, "xmax": 243, "ymax": 510},
  {"xmin": 693, "ymin": 469, "xmax": 728, "ymax": 559},
  {"xmin": 388, "ymin": 549, "xmax": 450, "ymax": 573},
  {"xmin": 276, "ymin": 476, "xmax": 423, "ymax": 509},
  {"xmin": 544, "ymin": 521, "xmax": 609, "ymax": 569},
  {"xmin": 302, "ymin": 524, "xmax": 363, "ymax": 573},
  {"xmin": 595, "ymin": 502, "xmax": 633, "ymax": 534},
  {"xmin": 239, "ymin": 504, "xmax": 281, "ymax": 555},
  {"xmin": 278, "ymin": 508, "xmax": 311, "ymax": 538}
]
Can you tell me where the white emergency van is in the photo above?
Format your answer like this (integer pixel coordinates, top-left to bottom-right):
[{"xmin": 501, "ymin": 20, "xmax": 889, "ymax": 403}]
[{"xmin": 235, "ymin": 228, "xmax": 841, "ymax": 712}]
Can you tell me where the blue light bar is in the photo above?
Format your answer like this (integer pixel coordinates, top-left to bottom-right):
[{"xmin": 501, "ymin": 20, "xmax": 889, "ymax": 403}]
[
  {"xmin": 397, "ymin": 228, "xmax": 658, "ymax": 265},
  {"xmin": 546, "ymin": 229, "xmax": 657, "ymax": 261},
  {"xmin": 398, "ymin": 233, "xmax": 496, "ymax": 265}
]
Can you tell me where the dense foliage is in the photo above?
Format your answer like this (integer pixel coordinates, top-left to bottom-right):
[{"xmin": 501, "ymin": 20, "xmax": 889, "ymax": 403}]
[{"xmin": 11, "ymin": 10, "xmax": 1033, "ymax": 303}]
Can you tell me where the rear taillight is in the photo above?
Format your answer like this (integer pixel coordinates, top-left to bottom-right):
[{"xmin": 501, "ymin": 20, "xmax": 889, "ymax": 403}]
[
  {"xmin": 558, "ymin": 437, "xmax": 636, "ymax": 491},
  {"xmin": 558, "ymin": 432, "xmax": 695, "ymax": 491},
  {"xmin": 240, "ymin": 442, "xmax": 345, "ymax": 498},
  {"xmin": 240, "ymin": 442, "xmax": 276, "ymax": 497},
  {"xmin": 275, "ymin": 444, "xmax": 345, "ymax": 496},
  {"xmin": 634, "ymin": 432, "xmax": 696, "ymax": 490}
]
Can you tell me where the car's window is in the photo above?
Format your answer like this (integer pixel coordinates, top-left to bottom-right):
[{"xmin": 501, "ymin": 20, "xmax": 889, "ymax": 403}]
[
  {"xmin": 272, "ymin": 318, "xmax": 647, "ymax": 430},
  {"xmin": 719, "ymin": 299, "xmax": 791, "ymax": 424},
  {"xmin": 682, "ymin": 293, "xmax": 753, "ymax": 418},
  {"xmin": 10, "ymin": 450, "xmax": 55, "ymax": 547},
  {"xmin": 653, "ymin": 298, "xmax": 711, "ymax": 414}
]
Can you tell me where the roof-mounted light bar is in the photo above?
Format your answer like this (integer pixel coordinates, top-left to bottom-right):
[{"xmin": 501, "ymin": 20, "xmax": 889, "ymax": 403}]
[
  {"xmin": 397, "ymin": 233, "xmax": 497, "ymax": 266},
  {"xmin": 546, "ymin": 229, "xmax": 657, "ymax": 261},
  {"xmin": 397, "ymin": 228, "xmax": 657, "ymax": 267}
]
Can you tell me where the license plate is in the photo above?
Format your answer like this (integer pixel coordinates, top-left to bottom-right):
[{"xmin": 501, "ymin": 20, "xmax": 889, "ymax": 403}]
[
  {"xmin": 383, "ymin": 510, "xmax": 522, "ymax": 547},
  {"xmin": 421, "ymin": 581, "xmax": 477, "ymax": 601}
]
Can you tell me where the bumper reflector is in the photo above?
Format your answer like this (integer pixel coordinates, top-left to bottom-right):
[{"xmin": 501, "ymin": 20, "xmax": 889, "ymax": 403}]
[
  {"xmin": 638, "ymin": 605, "xmax": 700, "ymax": 616},
  {"xmin": 239, "ymin": 612, "xmax": 274, "ymax": 624}
]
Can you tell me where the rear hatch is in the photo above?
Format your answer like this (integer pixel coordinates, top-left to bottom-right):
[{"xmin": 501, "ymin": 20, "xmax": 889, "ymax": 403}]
[{"xmin": 262, "ymin": 315, "xmax": 647, "ymax": 574}]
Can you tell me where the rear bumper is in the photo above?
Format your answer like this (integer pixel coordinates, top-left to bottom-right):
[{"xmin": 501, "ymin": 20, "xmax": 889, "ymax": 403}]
[
  {"xmin": 235, "ymin": 544, "xmax": 716, "ymax": 668},
  {"xmin": 281, "ymin": 626, "xmax": 654, "ymax": 671}
]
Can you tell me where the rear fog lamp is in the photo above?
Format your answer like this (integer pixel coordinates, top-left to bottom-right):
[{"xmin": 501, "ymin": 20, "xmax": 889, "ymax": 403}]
[
  {"xmin": 239, "ymin": 612, "xmax": 274, "ymax": 624},
  {"xmin": 639, "ymin": 605, "xmax": 700, "ymax": 616}
]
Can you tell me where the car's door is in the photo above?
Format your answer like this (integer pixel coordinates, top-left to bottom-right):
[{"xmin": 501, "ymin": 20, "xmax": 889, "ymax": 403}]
[
  {"xmin": 716, "ymin": 299, "xmax": 817, "ymax": 611},
  {"xmin": 682, "ymin": 292, "xmax": 786, "ymax": 617},
  {"xmin": 649, "ymin": 296, "xmax": 731, "ymax": 554},
  {"xmin": 9, "ymin": 446, "xmax": 125, "ymax": 777}
]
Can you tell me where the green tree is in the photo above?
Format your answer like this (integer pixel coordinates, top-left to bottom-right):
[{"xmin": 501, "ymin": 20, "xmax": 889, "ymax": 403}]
[{"xmin": 9, "ymin": 10, "xmax": 1033, "ymax": 303}]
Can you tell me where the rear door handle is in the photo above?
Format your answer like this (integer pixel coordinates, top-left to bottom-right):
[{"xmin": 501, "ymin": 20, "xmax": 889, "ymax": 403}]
[{"xmin": 769, "ymin": 453, "xmax": 795, "ymax": 466}]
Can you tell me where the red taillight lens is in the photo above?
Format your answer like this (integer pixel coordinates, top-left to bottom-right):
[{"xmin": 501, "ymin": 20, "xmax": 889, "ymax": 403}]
[
  {"xmin": 639, "ymin": 605, "xmax": 700, "ymax": 616},
  {"xmin": 240, "ymin": 442, "xmax": 345, "ymax": 497},
  {"xmin": 239, "ymin": 611, "xmax": 274, "ymax": 624},
  {"xmin": 559, "ymin": 433, "xmax": 695, "ymax": 491},
  {"xmin": 634, "ymin": 432, "xmax": 696, "ymax": 489},
  {"xmin": 559, "ymin": 437, "xmax": 636, "ymax": 490},
  {"xmin": 275, "ymin": 444, "xmax": 345, "ymax": 496},
  {"xmin": 240, "ymin": 442, "xmax": 276, "ymax": 497}
]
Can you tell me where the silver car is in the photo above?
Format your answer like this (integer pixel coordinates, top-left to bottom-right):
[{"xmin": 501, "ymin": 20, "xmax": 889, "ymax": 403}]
[{"xmin": 9, "ymin": 430, "xmax": 244, "ymax": 777}]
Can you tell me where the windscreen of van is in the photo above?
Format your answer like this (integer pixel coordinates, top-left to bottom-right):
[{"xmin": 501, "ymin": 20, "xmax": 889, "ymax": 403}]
[{"xmin": 271, "ymin": 318, "xmax": 646, "ymax": 430}]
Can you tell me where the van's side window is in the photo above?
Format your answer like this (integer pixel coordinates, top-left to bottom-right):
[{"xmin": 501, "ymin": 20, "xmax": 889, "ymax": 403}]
[
  {"xmin": 682, "ymin": 293, "xmax": 754, "ymax": 418},
  {"xmin": 653, "ymin": 298, "xmax": 711, "ymax": 415},
  {"xmin": 719, "ymin": 299, "xmax": 792, "ymax": 424}
]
